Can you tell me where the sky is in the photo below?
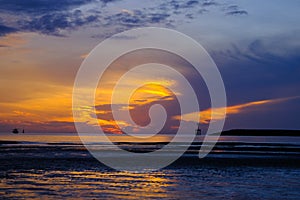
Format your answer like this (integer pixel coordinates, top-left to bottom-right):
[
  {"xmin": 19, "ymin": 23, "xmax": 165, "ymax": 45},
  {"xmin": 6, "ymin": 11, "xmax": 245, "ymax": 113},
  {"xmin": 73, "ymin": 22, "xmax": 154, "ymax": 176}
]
[{"xmin": 0, "ymin": 0, "xmax": 299, "ymax": 133}]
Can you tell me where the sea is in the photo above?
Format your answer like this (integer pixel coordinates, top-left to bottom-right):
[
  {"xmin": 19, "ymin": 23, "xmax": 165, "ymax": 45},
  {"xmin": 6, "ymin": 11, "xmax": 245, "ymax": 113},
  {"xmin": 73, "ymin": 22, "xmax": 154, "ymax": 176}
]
[{"xmin": 1, "ymin": 133, "xmax": 300, "ymax": 199}]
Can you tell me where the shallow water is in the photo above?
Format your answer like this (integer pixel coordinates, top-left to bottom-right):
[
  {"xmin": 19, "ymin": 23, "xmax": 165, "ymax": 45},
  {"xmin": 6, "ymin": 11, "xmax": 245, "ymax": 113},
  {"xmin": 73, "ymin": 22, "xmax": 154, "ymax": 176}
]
[
  {"xmin": 1, "ymin": 133, "xmax": 300, "ymax": 199},
  {"xmin": 1, "ymin": 163, "xmax": 300, "ymax": 199}
]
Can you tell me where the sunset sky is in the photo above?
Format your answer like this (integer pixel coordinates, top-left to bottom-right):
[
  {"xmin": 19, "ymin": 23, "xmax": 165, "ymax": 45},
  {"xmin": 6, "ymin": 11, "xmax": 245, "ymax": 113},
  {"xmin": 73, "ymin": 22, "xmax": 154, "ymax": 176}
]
[{"xmin": 0, "ymin": 0, "xmax": 299, "ymax": 133}]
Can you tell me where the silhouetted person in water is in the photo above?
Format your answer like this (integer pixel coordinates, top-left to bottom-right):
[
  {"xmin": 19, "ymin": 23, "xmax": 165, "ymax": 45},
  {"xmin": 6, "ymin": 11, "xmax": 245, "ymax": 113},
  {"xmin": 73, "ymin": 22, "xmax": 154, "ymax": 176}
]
[{"xmin": 22, "ymin": 129, "xmax": 25, "ymax": 133}]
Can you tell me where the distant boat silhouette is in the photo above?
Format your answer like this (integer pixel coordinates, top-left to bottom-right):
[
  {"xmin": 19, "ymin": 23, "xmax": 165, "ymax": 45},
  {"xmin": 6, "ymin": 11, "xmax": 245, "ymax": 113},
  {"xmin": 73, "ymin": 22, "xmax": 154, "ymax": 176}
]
[{"xmin": 12, "ymin": 128, "xmax": 19, "ymax": 134}]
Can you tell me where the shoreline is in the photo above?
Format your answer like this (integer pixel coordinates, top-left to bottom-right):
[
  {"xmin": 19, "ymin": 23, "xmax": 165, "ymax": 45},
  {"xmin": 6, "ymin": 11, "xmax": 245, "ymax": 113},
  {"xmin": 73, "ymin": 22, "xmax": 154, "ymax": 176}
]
[{"xmin": 1, "ymin": 154, "xmax": 300, "ymax": 172}]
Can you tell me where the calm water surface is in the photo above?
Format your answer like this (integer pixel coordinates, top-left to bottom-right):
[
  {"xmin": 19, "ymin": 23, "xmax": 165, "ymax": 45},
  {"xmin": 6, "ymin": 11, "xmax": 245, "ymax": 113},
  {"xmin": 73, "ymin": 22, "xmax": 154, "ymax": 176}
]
[
  {"xmin": 1, "ymin": 165, "xmax": 300, "ymax": 199},
  {"xmin": 1, "ymin": 133, "xmax": 299, "ymax": 199}
]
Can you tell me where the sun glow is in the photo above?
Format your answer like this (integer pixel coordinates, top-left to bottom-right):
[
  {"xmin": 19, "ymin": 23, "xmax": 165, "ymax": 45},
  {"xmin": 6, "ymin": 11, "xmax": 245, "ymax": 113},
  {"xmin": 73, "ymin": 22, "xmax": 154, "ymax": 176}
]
[{"xmin": 95, "ymin": 82, "xmax": 176, "ymax": 134}]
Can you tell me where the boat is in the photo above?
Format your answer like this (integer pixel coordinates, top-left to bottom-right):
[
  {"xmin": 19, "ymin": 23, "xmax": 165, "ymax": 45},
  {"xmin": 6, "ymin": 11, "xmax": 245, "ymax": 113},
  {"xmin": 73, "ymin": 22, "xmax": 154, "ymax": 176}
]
[{"xmin": 12, "ymin": 128, "xmax": 19, "ymax": 134}]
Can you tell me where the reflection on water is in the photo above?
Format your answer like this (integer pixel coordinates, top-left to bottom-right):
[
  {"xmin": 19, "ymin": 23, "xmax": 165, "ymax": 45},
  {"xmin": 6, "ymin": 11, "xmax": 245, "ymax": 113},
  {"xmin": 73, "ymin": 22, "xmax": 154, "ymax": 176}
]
[
  {"xmin": 1, "ymin": 133, "xmax": 300, "ymax": 144},
  {"xmin": 0, "ymin": 170, "xmax": 178, "ymax": 199},
  {"xmin": 1, "ymin": 167, "xmax": 300, "ymax": 199},
  {"xmin": 0, "ymin": 133, "xmax": 171, "ymax": 144},
  {"xmin": 1, "ymin": 133, "xmax": 300, "ymax": 199}
]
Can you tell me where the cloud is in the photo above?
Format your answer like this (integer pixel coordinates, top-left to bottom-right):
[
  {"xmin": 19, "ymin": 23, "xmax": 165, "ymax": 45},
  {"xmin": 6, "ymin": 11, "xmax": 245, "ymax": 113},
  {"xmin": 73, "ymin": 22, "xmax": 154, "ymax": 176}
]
[
  {"xmin": 102, "ymin": 10, "xmax": 171, "ymax": 30},
  {"xmin": 110, "ymin": 34, "xmax": 139, "ymax": 40},
  {"xmin": 19, "ymin": 10, "xmax": 99, "ymax": 36},
  {"xmin": 213, "ymin": 31, "xmax": 300, "ymax": 65},
  {"xmin": 93, "ymin": 83, "xmax": 180, "ymax": 134},
  {"xmin": 0, "ymin": 0, "xmax": 98, "ymax": 36},
  {"xmin": 99, "ymin": 0, "xmax": 120, "ymax": 4},
  {"xmin": 0, "ymin": 0, "xmax": 249, "ymax": 37},
  {"xmin": 224, "ymin": 5, "xmax": 248, "ymax": 16},
  {"xmin": 226, "ymin": 10, "xmax": 248, "ymax": 15},
  {"xmin": 202, "ymin": 1, "xmax": 218, "ymax": 7},
  {"xmin": 94, "ymin": 95, "xmax": 299, "ymax": 134},
  {"xmin": 175, "ymin": 96, "xmax": 300, "ymax": 124},
  {"xmin": 0, "ymin": 0, "xmax": 94, "ymax": 14},
  {"xmin": 209, "ymin": 34, "xmax": 300, "ymax": 120},
  {"xmin": 0, "ymin": 24, "xmax": 18, "ymax": 36},
  {"xmin": 167, "ymin": 0, "xmax": 201, "ymax": 10}
]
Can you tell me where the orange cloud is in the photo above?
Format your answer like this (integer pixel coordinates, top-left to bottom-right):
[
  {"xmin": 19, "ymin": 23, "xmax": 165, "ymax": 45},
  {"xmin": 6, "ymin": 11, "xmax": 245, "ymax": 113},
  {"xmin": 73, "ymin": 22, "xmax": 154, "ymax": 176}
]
[
  {"xmin": 200, "ymin": 99, "xmax": 271, "ymax": 124},
  {"xmin": 98, "ymin": 119, "xmax": 128, "ymax": 134},
  {"xmin": 12, "ymin": 110, "xmax": 35, "ymax": 117},
  {"xmin": 0, "ymin": 83, "xmax": 75, "ymax": 132},
  {"xmin": 174, "ymin": 96, "xmax": 300, "ymax": 124}
]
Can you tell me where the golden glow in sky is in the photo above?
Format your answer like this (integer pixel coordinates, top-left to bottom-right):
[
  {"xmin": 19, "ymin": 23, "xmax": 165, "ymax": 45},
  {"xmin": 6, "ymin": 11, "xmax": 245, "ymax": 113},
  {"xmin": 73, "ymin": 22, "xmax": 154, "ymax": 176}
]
[{"xmin": 0, "ymin": 31, "xmax": 298, "ymax": 134}]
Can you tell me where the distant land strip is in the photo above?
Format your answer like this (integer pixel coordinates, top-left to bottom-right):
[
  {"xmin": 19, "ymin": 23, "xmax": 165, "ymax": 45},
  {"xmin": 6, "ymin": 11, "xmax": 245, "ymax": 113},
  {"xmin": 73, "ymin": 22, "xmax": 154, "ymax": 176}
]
[{"xmin": 217, "ymin": 129, "xmax": 300, "ymax": 136}]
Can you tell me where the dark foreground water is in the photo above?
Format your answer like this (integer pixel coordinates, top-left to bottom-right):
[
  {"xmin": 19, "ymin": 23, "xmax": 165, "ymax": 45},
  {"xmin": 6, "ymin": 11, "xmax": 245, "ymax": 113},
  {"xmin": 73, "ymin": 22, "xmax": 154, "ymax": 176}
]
[{"xmin": 1, "ymin": 134, "xmax": 300, "ymax": 199}]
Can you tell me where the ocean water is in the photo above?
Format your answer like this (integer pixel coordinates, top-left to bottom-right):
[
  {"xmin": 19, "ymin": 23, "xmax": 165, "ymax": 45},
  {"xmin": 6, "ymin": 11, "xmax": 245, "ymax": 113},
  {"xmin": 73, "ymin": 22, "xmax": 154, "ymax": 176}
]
[{"xmin": 1, "ymin": 133, "xmax": 300, "ymax": 199}]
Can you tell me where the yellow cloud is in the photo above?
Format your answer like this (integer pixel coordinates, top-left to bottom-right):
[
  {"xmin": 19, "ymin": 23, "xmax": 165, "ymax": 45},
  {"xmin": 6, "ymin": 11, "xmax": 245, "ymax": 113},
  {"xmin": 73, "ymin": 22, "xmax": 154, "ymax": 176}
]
[{"xmin": 129, "ymin": 83, "xmax": 175, "ymax": 105}]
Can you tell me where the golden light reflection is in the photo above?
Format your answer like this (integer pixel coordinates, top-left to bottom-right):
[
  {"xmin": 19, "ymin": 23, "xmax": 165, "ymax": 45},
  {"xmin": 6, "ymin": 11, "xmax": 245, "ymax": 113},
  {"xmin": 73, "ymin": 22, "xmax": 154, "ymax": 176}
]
[
  {"xmin": 0, "ymin": 168, "xmax": 179, "ymax": 199},
  {"xmin": 70, "ymin": 171, "xmax": 177, "ymax": 199}
]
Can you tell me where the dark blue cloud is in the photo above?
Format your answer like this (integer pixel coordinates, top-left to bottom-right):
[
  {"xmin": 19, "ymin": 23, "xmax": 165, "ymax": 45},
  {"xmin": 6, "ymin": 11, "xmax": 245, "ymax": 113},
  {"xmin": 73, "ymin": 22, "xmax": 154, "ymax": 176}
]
[
  {"xmin": 202, "ymin": 1, "xmax": 218, "ymax": 7},
  {"xmin": 0, "ymin": 0, "xmax": 94, "ymax": 14},
  {"xmin": 101, "ymin": 10, "xmax": 172, "ymax": 32},
  {"xmin": 224, "ymin": 5, "xmax": 248, "ymax": 15},
  {"xmin": 211, "ymin": 36, "xmax": 300, "ymax": 107},
  {"xmin": 99, "ymin": 0, "xmax": 120, "ymax": 4},
  {"xmin": 163, "ymin": 0, "xmax": 201, "ymax": 14},
  {"xmin": 0, "ymin": 0, "xmax": 99, "ymax": 36},
  {"xmin": 226, "ymin": 10, "xmax": 248, "ymax": 16},
  {"xmin": 149, "ymin": 13, "xmax": 171, "ymax": 23},
  {"xmin": 0, "ymin": 24, "xmax": 18, "ymax": 36},
  {"xmin": 187, "ymin": 0, "xmax": 199, "ymax": 6},
  {"xmin": 0, "ymin": 0, "xmax": 249, "ymax": 37},
  {"xmin": 207, "ymin": 34, "xmax": 300, "ymax": 130},
  {"xmin": 155, "ymin": 0, "xmax": 246, "ymax": 24},
  {"xmin": 19, "ymin": 10, "xmax": 99, "ymax": 36}
]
